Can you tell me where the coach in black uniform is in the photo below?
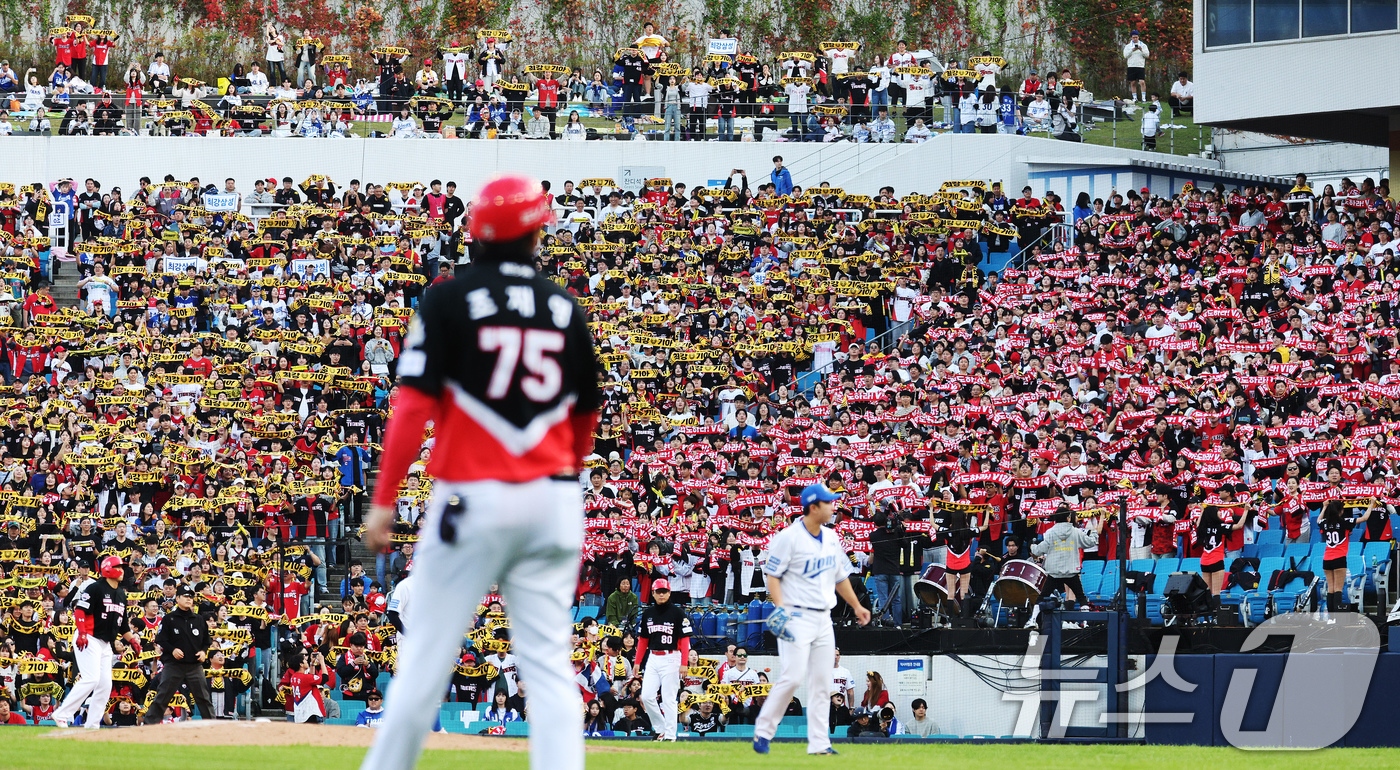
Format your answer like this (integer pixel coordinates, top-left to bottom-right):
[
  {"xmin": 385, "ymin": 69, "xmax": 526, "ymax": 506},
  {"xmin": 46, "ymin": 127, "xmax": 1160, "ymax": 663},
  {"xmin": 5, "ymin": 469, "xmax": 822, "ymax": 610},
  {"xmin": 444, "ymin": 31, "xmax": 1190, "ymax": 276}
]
[
  {"xmin": 633, "ymin": 578, "xmax": 691, "ymax": 741},
  {"xmin": 147, "ymin": 586, "xmax": 215, "ymax": 721}
]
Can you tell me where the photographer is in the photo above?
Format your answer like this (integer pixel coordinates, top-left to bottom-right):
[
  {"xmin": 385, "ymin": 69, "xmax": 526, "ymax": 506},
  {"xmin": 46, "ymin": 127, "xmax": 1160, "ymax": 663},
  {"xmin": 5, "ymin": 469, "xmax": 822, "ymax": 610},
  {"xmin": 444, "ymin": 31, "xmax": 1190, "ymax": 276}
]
[{"xmin": 868, "ymin": 504, "xmax": 930, "ymax": 628}]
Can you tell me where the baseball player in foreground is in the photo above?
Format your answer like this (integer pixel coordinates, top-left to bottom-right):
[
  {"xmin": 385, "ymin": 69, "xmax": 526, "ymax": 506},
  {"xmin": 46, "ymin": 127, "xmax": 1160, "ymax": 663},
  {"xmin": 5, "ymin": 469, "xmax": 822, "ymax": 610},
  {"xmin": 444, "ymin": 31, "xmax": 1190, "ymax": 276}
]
[
  {"xmin": 753, "ymin": 484, "xmax": 871, "ymax": 755},
  {"xmin": 53, "ymin": 556, "xmax": 144, "ymax": 729},
  {"xmin": 361, "ymin": 174, "xmax": 602, "ymax": 770},
  {"xmin": 634, "ymin": 577, "xmax": 691, "ymax": 741}
]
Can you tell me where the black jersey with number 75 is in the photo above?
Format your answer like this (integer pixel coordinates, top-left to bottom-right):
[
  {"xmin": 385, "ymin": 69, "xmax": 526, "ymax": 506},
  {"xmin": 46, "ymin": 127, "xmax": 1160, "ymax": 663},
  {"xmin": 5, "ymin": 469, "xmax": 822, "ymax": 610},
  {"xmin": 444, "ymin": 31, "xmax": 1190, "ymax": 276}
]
[{"xmin": 396, "ymin": 260, "xmax": 602, "ymax": 482}]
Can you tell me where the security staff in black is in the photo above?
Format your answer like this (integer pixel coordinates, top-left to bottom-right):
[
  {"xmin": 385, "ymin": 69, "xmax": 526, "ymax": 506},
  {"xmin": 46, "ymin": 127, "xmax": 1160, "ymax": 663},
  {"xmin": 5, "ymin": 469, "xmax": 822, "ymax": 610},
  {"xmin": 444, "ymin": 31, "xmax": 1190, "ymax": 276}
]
[{"xmin": 147, "ymin": 587, "xmax": 215, "ymax": 720}]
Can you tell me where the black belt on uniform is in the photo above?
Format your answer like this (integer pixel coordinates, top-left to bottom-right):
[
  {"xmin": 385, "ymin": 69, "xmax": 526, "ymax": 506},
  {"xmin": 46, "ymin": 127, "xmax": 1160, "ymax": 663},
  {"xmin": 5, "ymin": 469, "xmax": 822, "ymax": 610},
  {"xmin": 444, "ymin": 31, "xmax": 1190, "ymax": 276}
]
[{"xmin": 550, "ymin": 473, "xmax": 577, "ymax": 482}]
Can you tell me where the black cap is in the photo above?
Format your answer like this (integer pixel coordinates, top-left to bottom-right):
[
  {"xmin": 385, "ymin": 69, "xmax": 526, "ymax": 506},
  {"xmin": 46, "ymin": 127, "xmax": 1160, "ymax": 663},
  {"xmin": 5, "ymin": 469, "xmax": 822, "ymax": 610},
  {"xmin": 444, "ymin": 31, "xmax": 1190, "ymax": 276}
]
[{"xmin": 175, "ymin": 586, "xmax": 195, "ymax": 598}]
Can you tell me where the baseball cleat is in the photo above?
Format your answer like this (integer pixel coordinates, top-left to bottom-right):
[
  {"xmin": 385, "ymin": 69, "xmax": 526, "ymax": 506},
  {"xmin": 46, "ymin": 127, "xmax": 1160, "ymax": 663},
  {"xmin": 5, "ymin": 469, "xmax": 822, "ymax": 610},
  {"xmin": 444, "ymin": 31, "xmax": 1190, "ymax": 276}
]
[
  {"xmin": 813, "ymin": 748, "xmax": 839, "ymax": 755},
  {"xmin": 753, "ymin": 736, "xmax": 770, "ymax": 754}
]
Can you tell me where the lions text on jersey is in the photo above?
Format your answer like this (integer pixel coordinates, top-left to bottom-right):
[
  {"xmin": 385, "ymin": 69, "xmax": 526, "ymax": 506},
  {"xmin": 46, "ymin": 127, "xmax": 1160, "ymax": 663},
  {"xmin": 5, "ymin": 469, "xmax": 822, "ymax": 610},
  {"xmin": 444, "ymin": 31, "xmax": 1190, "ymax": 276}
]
[{"xmin": 762, "ymin": 520, "xmax": 856, "ymax": 610}]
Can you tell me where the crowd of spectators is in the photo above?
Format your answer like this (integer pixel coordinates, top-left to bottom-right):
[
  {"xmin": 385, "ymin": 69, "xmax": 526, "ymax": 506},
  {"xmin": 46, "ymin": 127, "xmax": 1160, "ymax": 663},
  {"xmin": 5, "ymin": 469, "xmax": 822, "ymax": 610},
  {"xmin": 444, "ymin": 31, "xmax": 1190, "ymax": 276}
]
[
  {"xmin": 0, "ymin": 159, "xmax": 1392, "ymax": 734},
  {"xmin": 0, "ymin": 21, "xmax": 1172, "ymax": 142}
]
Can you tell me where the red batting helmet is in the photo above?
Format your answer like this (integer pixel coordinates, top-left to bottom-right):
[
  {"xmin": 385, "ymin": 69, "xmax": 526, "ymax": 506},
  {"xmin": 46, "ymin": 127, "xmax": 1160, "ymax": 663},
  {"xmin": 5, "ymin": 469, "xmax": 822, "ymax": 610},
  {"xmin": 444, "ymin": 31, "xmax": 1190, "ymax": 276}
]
[
  {"xmin": 99, "ymin": 555, "xmax": 124, "ymax": 580},
  {"xmin": 469, "ymin": 175, "xmax": 553, "ymax": 243}
]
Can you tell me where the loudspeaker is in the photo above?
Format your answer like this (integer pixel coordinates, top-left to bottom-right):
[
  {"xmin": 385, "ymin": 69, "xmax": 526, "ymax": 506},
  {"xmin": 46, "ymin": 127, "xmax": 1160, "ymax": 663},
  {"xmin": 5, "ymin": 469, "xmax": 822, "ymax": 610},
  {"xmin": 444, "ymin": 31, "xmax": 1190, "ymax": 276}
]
[
  {"xmin": 1163, "ymin": 572, "xmax": 1212, "ymax": 618},
  {"xmin": 1216, "ymin": 601, "xmax": 1243, "ymax": 627}
]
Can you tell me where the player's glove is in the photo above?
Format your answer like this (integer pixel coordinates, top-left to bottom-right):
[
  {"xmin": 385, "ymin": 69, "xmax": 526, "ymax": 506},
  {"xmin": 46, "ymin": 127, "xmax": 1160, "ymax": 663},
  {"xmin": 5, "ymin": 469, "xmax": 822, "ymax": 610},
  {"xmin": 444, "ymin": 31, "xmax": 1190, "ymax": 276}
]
[
  {"xmin": 75, "ymin": 631, "xmax": 89, "ymax": 651},
  {"xmin": 765, "ymin": 606, "xmax": 796, "ymax": 642}
]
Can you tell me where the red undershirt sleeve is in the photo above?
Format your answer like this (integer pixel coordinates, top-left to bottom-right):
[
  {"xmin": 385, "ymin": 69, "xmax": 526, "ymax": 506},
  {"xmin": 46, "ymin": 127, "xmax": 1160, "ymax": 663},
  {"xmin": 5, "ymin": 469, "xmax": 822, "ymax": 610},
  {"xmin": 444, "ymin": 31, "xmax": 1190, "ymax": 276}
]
[
  {"xmin": 569, "ymin": 409, "xmax": 598, "ymax": 467},
  {"xmin": 678, "ymin": 635, "xmax": 690, "ymax": 662},
  {"xmin": 634, "ymin": 636, "xmax": 649, "ymax": 668}
]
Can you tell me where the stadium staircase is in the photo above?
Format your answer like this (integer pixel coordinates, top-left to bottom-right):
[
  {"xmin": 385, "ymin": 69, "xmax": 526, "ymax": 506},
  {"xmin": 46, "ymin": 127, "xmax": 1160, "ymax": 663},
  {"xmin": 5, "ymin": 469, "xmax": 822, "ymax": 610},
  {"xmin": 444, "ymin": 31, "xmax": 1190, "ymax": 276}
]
[
  {"xmin": 51, "ymin": 264, "xmax": 81, "ymax": 310},
  {"xmin": 324, "ymin": 470, "xmax": 379, "ymax": 600}
]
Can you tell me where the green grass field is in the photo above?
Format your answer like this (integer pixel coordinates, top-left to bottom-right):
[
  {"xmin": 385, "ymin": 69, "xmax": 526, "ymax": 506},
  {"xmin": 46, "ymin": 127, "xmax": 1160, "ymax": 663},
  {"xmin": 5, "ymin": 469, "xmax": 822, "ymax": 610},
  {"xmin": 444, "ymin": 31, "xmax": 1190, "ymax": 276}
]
[{"xmin": 3, "ymin": 728, "xmax": 1398, "ymax": 770}]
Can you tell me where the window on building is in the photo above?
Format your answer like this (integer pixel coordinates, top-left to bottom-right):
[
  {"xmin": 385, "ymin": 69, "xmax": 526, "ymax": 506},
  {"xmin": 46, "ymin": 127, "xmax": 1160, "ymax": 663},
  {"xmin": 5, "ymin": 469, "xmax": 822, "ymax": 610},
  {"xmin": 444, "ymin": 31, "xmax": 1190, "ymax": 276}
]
[
  {"xmin": 1303, "ymin": 0, "xmax": 1349, "ymax": 34},
  {"xmin": 1207, "ymin": 0, "xmax": 1254, "ymax": 45},
  {"xmin": 1352, "ymin": 0, "xmax": 1398, "ymax": 30},
  {"xmin": 1255, "ymin": 0, "xmax": 1301, "ymax": 39}
]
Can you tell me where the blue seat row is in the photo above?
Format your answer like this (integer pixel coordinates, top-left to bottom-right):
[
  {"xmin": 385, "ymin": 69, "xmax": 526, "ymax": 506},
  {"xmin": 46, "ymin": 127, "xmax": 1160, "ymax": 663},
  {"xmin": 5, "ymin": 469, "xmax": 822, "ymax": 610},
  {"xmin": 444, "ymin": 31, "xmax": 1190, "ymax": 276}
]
[{"xmin": 1079, "ymin": 540, "xmax": 1394, "ymax": 626}]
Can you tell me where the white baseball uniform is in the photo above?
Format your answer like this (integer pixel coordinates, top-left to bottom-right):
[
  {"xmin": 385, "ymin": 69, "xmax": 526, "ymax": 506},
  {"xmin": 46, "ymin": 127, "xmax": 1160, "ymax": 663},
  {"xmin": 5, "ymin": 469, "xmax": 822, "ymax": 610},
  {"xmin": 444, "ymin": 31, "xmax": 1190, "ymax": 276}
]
[
  {"xmin": 52, "ymin": 635, "xmax": 114, "ymax": 728},
  {"xmin": 753, "ymin": 519, "xmax": 855, "ymax": 753},
  {"xmin": 386, "ymin": 573, "xmax": 416, "ymax": 648},
  {"xmin": 640, "ymin": 652, "xmax": 681, "ymax": 739},
  {"xmin": 361, "ymin": 480, "xmax": 585, "ymax": 770}
]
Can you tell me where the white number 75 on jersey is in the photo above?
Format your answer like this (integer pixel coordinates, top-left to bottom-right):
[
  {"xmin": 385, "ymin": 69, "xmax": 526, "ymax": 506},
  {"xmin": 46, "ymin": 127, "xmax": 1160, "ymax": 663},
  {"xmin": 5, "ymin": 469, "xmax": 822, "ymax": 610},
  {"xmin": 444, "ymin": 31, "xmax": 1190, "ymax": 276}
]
[{"xmin": 479, "ymin": 327, "xmax": 565, "ymax": 402}]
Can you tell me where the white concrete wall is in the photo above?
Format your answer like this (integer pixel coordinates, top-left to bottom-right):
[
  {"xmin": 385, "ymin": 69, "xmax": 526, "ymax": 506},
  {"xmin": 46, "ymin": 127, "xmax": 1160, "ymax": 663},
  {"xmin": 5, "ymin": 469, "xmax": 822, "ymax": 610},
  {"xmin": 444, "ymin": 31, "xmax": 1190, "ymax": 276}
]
[
  {"xmin": 1212, "ymin": 130, "xmax": 1390, "ymax": 190},
  {"xmin": 1191, "ymin": 0, "xmax": 1400, "ymax": 127},
  {"xmin": 0, "ymin": 134, "xmax": 1240, "ymax": 201},
  {"xmin": 735, "ymin": 652, "xmax": 1144, "ymax": 738}
]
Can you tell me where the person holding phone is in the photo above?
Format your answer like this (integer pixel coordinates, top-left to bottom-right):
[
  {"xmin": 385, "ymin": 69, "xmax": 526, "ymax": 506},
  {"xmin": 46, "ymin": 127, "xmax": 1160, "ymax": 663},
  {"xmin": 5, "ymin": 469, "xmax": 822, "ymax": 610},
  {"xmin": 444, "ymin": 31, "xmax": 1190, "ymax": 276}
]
[{"xmin": 1122, "ymin": 30, "xmax": 1149, "ymax": 103}]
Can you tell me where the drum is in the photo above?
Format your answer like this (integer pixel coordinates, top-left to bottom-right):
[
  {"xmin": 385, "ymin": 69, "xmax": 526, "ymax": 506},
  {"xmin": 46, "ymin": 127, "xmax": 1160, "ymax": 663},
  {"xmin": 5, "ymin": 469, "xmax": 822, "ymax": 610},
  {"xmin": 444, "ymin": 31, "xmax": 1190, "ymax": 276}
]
[
  {"xmin": 993, "ymin": 559, "xmax": 1048, "ymax": 607},
  {"xmin": 914, "ymin": 563, "xmax": 955, "ymax": 608}
]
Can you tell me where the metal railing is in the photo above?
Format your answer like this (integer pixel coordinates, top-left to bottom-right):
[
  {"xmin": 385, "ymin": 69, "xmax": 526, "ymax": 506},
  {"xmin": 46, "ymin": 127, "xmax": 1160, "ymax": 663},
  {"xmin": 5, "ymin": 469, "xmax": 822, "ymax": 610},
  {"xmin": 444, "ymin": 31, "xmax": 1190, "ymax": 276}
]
[
  {"xmin": 1003, "ymin": 222, "xmax": 1074, "ymax": 273},
  {"xmin": 796, "ymin": 321, "xmax": 907, "ymax": 396}
]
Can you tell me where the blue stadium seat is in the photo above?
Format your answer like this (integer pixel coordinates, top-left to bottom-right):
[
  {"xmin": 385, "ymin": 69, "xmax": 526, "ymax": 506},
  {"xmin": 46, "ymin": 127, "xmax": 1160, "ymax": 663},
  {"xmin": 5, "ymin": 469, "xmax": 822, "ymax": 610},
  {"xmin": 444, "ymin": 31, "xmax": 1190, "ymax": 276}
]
[
  {"xmin": 1130, "ymin": 558, "xmax": 1155, "ymax": 574},
  {"xmin": 503, "ymin": 722, "xmax": 530, "ymax": 736},
  {"xmin": 1144, "ymin": 594, "xmax": 1165, "ymax": 625},
  {"xmin": 1349, "ymin": 525, "xmax": 1363, "ymax": 542},
  {"xmin": 1079, "ymin": 573, "xmax": 1102, "ymax": 597},
  {"xmin": 1081, "ymin": 560, "xmax": 1104, "ymax": 578},
  {"xmin": 1256, "ymin": 543, "xmax": 1285, "ymax": 559},
  {"xmin": 578, "ymin": 606, "xmax": 600, "ymax": 620},
  {"xmin": 1256, "ymin": 529, "xmax": 1283, "ymax": 546},
  {"xmin": 1151, "ymin": 563, "xmax": 1177, "ymax": 593},
  {"xmin": 726, "ymin": 725, "xmax": 755, "ymax": 736},
  {"xmin": 1092, "ymin": 563, "xmax": 1120, "ymax": 602},
  {"xmin": 1246, "ymin": 591, "xmax": 1271, "ymax": 624},
  {"xmin": 441, "ymin": 703, "xmax": 474, "ymax": 720},
  {"xmin": 1178, "ymin": 558, "xmax": 1201, "ymax": 574},
  {"xmin": 1363, "ymin": 541, "xmax": 1391, "ymax": 564},
  {"xmin": 1283, "ymin": 543, "xmax": 1311, "ymax": 564},
  {"xmin": 1272, "ymin": 577, "xmax": 1310, "ymax": 615},
  {"xmin": 1257, "ymin": 556, "xmax": 1285, "ymax": 581},
  {"xmin": 1240, "ymin": 543, "xmax": 1259, "ymax": 559}
]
